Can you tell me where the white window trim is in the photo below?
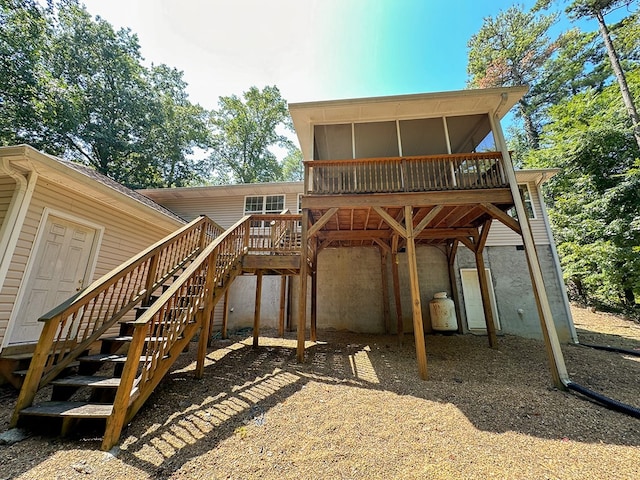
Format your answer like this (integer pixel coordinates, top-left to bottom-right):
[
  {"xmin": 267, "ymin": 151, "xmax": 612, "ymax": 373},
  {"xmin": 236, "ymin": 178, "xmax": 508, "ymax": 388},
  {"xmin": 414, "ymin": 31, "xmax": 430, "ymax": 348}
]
[{"xmin": 243, "ymin": 194, "xmax": 286, "ymax": 215}]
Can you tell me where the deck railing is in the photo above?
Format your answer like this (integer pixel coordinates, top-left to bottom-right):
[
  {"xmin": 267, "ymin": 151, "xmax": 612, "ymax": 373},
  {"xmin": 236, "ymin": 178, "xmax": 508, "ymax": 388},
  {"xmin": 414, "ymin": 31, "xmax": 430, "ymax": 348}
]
[
  {"xmin": 247, "ymin": 214, "xmax": 302, "ymax": 255},
  {"xmin": 12, "ymin": 216, "xmax": 223, "ymax": 395},
  {"xmin": 304, "ymin": 152, "xmax": 508, "ymax": 195}
]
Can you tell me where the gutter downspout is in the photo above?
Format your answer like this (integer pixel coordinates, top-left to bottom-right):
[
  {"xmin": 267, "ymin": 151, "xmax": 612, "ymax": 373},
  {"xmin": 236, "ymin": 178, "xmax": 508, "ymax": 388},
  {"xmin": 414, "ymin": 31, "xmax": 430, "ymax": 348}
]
[
  {"xmin": 535, "ymin": 177, "xmax": 579, "ymax": 344},
  {"xmin": 0, "ymin": 157, "xmax": 38, "ymax": 349}
]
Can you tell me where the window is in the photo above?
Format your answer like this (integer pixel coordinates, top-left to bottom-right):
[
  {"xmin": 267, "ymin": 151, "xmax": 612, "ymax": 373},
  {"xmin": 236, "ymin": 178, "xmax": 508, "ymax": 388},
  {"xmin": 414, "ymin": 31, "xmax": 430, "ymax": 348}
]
[
  {"xmin": 244, "ymin": 195, "xmax": 285, "ymax": 226},
  {"xmin": 508, "ymin": 184, "xmax": 536, "ymax": 219}
]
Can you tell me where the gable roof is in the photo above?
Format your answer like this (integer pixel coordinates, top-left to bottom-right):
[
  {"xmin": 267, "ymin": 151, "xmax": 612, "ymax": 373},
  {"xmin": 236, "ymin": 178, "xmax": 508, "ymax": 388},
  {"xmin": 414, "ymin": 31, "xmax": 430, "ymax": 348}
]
[{"xmin": 0, "ymin": 145, "xmax": 185, "ymax": 225}]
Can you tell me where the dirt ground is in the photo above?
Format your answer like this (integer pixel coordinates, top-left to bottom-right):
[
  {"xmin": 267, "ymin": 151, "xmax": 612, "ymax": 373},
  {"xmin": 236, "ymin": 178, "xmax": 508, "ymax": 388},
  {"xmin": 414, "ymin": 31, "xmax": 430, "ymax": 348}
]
[{"xmin": 1, "ymin": 304, "xmax": 639, "ymax": 480}]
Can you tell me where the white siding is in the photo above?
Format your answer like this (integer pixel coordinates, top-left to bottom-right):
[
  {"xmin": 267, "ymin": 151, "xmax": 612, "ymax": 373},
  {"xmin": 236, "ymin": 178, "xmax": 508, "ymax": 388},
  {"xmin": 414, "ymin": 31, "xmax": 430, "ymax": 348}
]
[
  {"xmin": 0, "ymin": 175, "xmax": 16, "ymax": 227},
  {"xmin": 158, "ymin": 192, "xmax": 300, "ymax": 229},
  {"xmin": 486, "ymin": 181, "xmax": 550, "ymax": 246},
  {"xmin": 0, "ymin": 178, "xmax": 180, "ymax": 344}
]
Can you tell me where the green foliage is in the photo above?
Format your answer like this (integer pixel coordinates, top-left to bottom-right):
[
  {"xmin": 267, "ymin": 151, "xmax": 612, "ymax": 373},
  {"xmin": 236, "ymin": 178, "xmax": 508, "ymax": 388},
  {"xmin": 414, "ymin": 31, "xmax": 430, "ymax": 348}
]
[
  {"xmin": 0, "ymin": 0, "xmax": 49, "ymax": 147},
  {"xmin": 467, "ymin": 5, "xmax": 559, "ymax": 149},
  {"xmin": 1, "ymin": 0, "xmax": 212, "ymax": 188},
  {"xmin": 280, "ymin": 146, "xmax": 303, "ymax": 182},
  {"xmin": 527, "ymin": 70, "xmax": 640, "ymax": 310},
  {"xmin": 209, "ymin": 85, "xmax": 295, "ymax": 184}
]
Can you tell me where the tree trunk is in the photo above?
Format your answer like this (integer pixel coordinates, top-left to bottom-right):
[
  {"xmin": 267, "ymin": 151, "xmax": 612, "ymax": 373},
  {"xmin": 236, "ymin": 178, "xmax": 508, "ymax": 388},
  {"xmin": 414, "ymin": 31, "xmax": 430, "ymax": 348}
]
[
  {"xmin": 518, "ymin": 99, "xmax": 540, "ymax": 150},
  {"xmin": 595, "ymin": 9, "xmax": 640, "ymax": 150}
]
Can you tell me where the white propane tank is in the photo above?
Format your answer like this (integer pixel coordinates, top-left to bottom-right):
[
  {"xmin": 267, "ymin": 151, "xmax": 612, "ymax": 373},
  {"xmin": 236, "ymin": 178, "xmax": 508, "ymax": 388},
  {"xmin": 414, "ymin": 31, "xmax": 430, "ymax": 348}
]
[{"xmin": 429, "ymin": 292, "xmax": 457, "ymax": 332}]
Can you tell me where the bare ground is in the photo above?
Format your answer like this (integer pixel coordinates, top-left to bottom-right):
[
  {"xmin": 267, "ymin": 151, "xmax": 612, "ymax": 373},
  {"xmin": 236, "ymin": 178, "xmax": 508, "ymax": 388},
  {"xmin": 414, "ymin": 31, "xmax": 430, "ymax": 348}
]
[{"xmin": 1, "ymin": 304, "xmax": 639, "ymax": 480}]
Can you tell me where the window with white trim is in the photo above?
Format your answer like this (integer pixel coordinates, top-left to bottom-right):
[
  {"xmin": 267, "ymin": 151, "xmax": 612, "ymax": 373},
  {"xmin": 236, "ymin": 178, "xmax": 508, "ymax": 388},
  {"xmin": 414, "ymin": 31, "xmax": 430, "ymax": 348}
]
[
  {"xmin": 508, "ymin": 184, "xmax": 536, "ymax": 219},
  {"xmin": 244, "ymin": 195, "xmax": 285, "ymax": 226}
]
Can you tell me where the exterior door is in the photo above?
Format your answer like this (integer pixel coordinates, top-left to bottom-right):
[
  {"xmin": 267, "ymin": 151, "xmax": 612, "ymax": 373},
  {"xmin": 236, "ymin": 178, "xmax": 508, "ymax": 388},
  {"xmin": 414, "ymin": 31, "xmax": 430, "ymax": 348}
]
[
  {"xmin": 460, "ymin": 268, "xmax": 501, "ymax": 331},
  {"xmin": 9, "ymin": 215, "xmax": 97, "ymax": 344}
]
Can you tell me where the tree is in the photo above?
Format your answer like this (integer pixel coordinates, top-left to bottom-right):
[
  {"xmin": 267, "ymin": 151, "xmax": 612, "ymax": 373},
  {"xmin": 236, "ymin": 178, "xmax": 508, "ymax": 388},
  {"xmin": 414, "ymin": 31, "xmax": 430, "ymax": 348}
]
[
  {"xmin": 467, "ymin": 5, "xmax": 559, "ymax": 149},
  {"xmin": 537, "ymin": 0, "xmax": 640, "ymax": 149},
  {"xmin": 209, "ymin": 85, "xmax": 294, "ymax": 183},
  {"xmin": 529, "ymin": 74, "xmax": 640, "ymax": 310},
  {"xmin": 0, "ymin": 0, "xmax": 49, "ymax": 147},
  {"xmin": 280, "ymin": 146, "xmax": 303, "ymax": 181},
  {"xmin": 44, "ymin": 0, "xmax": 157, "ymax": 184},
  {"xmin": 143, "ymin": 64, "xmax": 211, "ymax": 188}
]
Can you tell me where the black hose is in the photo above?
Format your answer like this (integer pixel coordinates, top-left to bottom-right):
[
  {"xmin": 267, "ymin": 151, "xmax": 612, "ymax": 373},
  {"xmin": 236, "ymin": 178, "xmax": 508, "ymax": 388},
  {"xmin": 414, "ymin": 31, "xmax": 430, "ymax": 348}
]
[
  {"xmin": 578, "ymin": 342, "xmax": 640, "ymax": 357},
  {"xmin": 565, "ymin": 382, "xmax": 640, "ymax": 419}
]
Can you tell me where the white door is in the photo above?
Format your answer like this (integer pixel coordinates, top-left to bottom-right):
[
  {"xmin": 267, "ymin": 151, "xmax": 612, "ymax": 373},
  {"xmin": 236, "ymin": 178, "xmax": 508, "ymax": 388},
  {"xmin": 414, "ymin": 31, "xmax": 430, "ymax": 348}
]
[
  {"xmin": 9, "ymin": 216, "xmax": 97, "ymax": 344},
  {"xmin": 460, "ymin": 268, "xmax": 501, "ymax": 331}
]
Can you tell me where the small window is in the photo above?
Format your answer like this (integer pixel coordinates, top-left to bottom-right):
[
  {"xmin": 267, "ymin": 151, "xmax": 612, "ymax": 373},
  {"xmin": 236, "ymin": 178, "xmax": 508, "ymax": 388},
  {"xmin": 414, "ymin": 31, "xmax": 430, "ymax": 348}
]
[{"xmin": 508, "ymin": 184, "xmax": 536, "ymax": 219}]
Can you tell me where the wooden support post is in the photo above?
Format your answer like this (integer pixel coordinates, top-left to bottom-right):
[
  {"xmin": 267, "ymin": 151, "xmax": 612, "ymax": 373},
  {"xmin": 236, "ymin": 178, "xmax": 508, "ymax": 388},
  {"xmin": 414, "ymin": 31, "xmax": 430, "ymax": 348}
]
[
  {"xmin": 221, "ymin": 288, "xmax": 230, "ymax": 340},
  {"xmin": 391, "ymin": 235, "xmax": 404, "ymax": 344},
  {"xmin": 404, "ymin": 206, "xmax": 428, "ymax": 380},
  {"xmin": 286, "ymin": 275, "xmax": 293, "ymax": 331},
  {"xmin": 380, "ymin": 249, "xmax": 391, "ymax": 333},
  {"xmin": 196, "ymin": 252, "xmax": 218, "ymax": 378},
  {"xmin": 475, "ymin": 220, "xmax": 497, "ymax": 348},
  {"xmin": 490, "ymin": 112, "xmax": 568, "ymax": 388},
  {"xmin": 297, "ymin": 210, "xmax": 310, "ymax": 362},
  {"xmin": 253, "ymin": 271, "xmax": 263, "ymax": 348},
  {"xmin": 446, "ymin": 240, "xmax": 464, "ymax": 334},
  {"xmin": 474, "ymin": 249, "xmax": 498, "ymax": 348},
  {"xmin": 278, "ymin": 275, "xmax": 287, "ymax": 337},
  {"xmin": 311, "ymin": 267, "xmax": 318, "ymax": 342}
]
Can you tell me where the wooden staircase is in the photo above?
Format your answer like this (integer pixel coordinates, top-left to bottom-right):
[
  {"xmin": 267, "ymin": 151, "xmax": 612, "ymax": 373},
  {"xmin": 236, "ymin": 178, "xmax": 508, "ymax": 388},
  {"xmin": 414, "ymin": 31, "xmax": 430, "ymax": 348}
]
[{"xmin": 9, "ymin": 213, "xmax": 302, "ymax": 450}]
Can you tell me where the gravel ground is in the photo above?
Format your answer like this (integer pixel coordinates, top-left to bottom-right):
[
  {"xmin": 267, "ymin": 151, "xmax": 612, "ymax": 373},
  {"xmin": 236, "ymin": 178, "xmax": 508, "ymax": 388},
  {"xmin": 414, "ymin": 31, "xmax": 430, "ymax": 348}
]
[{"xmin": 1, "ymin": 304, "xmax": 639, "ymax": 480}]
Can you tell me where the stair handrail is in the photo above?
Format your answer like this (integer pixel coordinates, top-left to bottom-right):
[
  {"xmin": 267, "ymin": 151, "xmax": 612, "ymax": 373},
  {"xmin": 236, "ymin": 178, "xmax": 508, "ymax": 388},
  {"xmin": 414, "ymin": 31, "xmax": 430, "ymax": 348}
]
[
  {"xmin": 11, "ymin": 215, "xmax": 224, "ymax": 427},
  {"xmin": 102, "ymin": 216, "xmax": 251, "ymax": 449}
]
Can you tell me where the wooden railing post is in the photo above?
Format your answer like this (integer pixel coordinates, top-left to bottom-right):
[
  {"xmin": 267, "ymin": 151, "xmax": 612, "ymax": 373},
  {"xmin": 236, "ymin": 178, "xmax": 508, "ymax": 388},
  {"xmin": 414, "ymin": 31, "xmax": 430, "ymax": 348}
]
[
  {"xmin": 142, "ymin": 253, "xmax": 160, "ymax": 306},
  {"xmin": 196, "ymin": 248, "xmax": 218, "ymax": 378},
  {"xmin": 9, "ymin": 317, "xmax": 61, "ymax": 427},
  {"xmin": 304, "ymin": 162, "xmax": 310, "ymax": 194},
  {"xmin": 101, "ymin": 323, "xmax": 147, "ymax": 450}
]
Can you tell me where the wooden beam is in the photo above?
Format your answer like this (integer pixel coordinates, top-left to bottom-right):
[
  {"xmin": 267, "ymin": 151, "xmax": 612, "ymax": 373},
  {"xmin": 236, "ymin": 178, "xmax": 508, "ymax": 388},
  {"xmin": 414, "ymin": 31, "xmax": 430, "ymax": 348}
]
[
  {"xmin": 307, "ymin": 207, "xmax": 339, "ymax": 238},
  {"xmin": 302, "ymin": 189, "xmax": 513, "ymax": 210},
  {"xmin": 474, "ymin": 246, "xmax": 497, "ymax": 349},
  {"xmin": 391, "ymin": 235, "xmax": 404, "ymax": 344},
  {"xmin": 405, "ymin": 206, "xmax": 428, "ymax": 380},
  {"xmin": 414, "ymin": 205, "xmax": 444, "ymax": 236},
  {"xmin": 477, "ymin": 219, "xmax": 492, "ymax": 252},
  {"xmin": 253, "ymin": 270, "xmax": 263, "ymax": 348},
  {"xmin": 373, "ymin": 206, "xmax": 407, "ymax": 237},
  {"xmin": 458, "ymin": 235, "xmax": 476, "ymax": 252},
  {"xmin": 243, "ymin": 254, "xmax": 301, "ymax": 270},
  {"xmin": 480, "ymin": 202, "xmax": 521, "ymax": 234}
]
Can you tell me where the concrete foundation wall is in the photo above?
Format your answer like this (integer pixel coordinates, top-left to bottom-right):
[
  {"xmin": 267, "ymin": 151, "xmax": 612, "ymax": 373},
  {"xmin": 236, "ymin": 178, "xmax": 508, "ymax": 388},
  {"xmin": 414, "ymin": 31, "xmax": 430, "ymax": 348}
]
[
  {"xmin": 454, "ymin": 245, "xmax": 572, "ymax": 342},
  {"xmin": 219, "ymin": 245, "xmax": 573, "ymax": 342}
]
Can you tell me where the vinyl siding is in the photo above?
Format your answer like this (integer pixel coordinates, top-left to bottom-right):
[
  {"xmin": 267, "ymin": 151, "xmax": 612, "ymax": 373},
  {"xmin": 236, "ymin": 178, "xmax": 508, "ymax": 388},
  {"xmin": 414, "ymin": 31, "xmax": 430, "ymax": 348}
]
[
  {"xmin": 158, "ymin": 192, "xmax": 301, "ymax": 229},
  {"xmin": 485, "ymin": 181, "xmax": 550, "ymax": 246},
  {"xmin": 0, "ymin": 177, "xmax": 180, "ymax": 345},
  {"xmin": 0, "ymin": 176, "xmax": 16, "ymax": 227}
]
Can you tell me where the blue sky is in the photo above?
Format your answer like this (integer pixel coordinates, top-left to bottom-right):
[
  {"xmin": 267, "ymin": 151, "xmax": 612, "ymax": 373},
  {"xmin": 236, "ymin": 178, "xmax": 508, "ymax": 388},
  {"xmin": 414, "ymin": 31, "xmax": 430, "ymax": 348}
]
[{"xmin": 80, "ymin": 0, "xmax": 624, "ymax": 109}]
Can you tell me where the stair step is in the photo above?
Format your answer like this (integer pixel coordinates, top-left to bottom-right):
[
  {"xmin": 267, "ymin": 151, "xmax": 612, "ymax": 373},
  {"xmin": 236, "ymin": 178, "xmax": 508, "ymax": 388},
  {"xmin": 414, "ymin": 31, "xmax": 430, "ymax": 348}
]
[
  {"xmin": 101, "ymin": 335, "xmax": 170, "ymax": 343},
  {"xmin": 14, "ymin": 361, "xmax": 80, "ymax": 377},
  {"xmin": 50, "ymin": 375, "xmax": 121, "ymax": 388},
  {"xmin": 20, "ymin": 401, "xmax": 113, "ymax": 418},
  {"xmin": 78, "ymin": 354, "xmax": 134, "ymax": 364},
  {"xmin": 79, "ymin": 353, "xmax": 167, "ymax": 363}
]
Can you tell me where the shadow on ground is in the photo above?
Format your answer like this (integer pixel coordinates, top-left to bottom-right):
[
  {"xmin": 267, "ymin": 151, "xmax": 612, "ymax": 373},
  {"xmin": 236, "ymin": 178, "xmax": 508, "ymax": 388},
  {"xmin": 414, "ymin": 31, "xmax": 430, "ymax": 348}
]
[{"xmin": 2, "ymin": 324, "xmax": 639, "ymax": 478}]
